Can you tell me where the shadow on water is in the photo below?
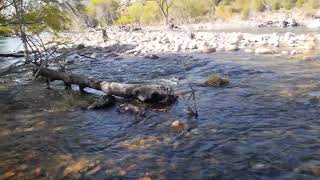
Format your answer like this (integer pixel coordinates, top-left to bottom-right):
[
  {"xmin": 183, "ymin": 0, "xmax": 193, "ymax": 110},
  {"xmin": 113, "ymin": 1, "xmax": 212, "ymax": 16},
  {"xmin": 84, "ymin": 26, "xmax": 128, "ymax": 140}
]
[{"xmin": 2, "ymin": 47, "xmax": 320, "ymax": 179}]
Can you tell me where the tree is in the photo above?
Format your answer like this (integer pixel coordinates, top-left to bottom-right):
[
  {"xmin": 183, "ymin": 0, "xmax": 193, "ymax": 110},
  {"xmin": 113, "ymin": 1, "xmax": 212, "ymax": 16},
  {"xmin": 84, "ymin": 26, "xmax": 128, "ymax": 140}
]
[{"xmin": 148, "ymin": 0, "xmax": 173, "ymax": 24}]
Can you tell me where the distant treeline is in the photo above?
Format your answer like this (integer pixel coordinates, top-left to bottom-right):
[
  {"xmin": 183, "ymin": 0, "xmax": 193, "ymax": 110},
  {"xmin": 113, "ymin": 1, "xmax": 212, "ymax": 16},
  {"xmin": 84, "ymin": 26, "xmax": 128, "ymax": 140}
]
[
  {"xmin": 87, "ymin": 0, "xmax": 320, "ymax": 25},
  {"xmin": 1, "ymin": 0, "xmax": 319, "ymax": 36}
]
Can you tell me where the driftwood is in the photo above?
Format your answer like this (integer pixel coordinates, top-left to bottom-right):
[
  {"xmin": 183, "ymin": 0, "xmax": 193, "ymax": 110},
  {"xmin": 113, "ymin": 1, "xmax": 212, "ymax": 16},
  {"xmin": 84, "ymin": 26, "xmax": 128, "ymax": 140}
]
[{"xmin": 35, "ymin": 67, "xmax": 177, "ymax": 104}]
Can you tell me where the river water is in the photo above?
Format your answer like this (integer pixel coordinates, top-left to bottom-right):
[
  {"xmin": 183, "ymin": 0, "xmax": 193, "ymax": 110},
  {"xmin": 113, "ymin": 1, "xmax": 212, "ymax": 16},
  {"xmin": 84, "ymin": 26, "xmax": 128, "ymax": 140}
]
[
  {"xmin": 0, "ymin": 37, "xmax": 23, "ymax": 54},
  {"xmin": 1, "ymin": 35, "xmax": 320, "ymax": 179}
]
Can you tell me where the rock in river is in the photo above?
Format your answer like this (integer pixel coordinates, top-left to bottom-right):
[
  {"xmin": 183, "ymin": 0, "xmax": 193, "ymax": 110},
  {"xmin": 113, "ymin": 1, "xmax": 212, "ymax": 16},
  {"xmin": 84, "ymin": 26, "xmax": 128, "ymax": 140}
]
[
  {"xmin": 87, "ymin": 95, "xmax": 116, "ymax": 110},
  {"xmin": 205, "ymin": 75, "xmax": 229, "ymax": 87}
]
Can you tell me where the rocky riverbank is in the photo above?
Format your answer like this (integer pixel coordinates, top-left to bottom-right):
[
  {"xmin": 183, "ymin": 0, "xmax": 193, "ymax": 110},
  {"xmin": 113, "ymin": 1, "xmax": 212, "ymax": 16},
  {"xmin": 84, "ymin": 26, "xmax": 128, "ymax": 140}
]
[
  {"xmin": 45, "ymin": 11, "xmax": 320, "ymax": 60},
  {"xmin": 50, "ymin": 26, "xmax": 319, "ymax": 60}
]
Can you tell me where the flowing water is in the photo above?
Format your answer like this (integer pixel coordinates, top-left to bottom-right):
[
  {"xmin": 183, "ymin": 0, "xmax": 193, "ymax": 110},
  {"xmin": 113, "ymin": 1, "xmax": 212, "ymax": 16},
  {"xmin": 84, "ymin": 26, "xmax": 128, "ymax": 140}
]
[
  {"xmin": 2, "ymin": 39, "xmax": 320, "ymax": 179},
  {"xmin": 0, "ymin": 37, "xmax": 23, "ymax": 54}
]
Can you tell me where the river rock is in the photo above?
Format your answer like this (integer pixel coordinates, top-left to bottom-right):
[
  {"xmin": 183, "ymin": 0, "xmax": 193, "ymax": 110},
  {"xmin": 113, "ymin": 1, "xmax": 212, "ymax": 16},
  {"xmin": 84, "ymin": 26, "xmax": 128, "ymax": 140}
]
[
  {"xmin": 225, "ymin": 44, "xmax": 239, "ymax": 51},
  {"xmin": 255, "ymin": 47, "xmax": 274, "ymax": 54},
  {"xmin": 87, "ymin": 95, "xmax": 116, "ymax": 110},
  {"xmin": 1, "ymin": 171, "xmax": 16, "ymax": 179},
  {"xmin": 171, "ymin": 120, "xmax": 187, "ymax": 130},
  {"xmin": 281, "ymin": 51, "xmax": 289, "ymax": 56},
  {"xmin": 119, "ymin": 103, "xmax": 145, "ymax": 116},
  {"xmin": 91, "ymin": 53, "xmax": 98, "ymax": 59},
  {"xmin": 202, "ymin": 47, "xmax": 216, "ymax": 53},
  {"xmin": 174, "ymin": 43, "xmax": 182, "ymax": 52},
  {"xmin": 34, "ymin": 167, "xmax": 45, "ymax": 177},
  {"xmin": 244, "ymin": 49, "xmax": 253, "ymax": 53},
  {"xmin": 205, "ymin": 75, "xmax": 229, "ymax": 87}
]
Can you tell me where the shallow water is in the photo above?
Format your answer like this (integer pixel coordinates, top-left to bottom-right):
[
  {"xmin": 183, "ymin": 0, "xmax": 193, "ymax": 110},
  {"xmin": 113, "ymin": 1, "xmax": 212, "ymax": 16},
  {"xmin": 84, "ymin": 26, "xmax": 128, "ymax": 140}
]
[
  {"xmin": 0, "ymin": 37, "xmax": 23, "ymax": 54},
  {"xmin": 2, "ymin": 49, "xmax": 320, "ymax": 179}
]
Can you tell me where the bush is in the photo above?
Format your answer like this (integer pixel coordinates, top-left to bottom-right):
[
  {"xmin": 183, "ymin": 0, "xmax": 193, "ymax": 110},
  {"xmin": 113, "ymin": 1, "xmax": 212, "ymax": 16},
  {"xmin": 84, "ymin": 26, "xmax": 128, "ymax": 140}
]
[
  {"xmin": 117, "ymin": 2, "xmax": 161, "ymax": 25},
  {"xmin": 117, "ymin": 15, "xmax": 136, "ymax": 25},
  {"xmin": 282, "ymin": 0, "xmax": 297, "ymax": 10}
]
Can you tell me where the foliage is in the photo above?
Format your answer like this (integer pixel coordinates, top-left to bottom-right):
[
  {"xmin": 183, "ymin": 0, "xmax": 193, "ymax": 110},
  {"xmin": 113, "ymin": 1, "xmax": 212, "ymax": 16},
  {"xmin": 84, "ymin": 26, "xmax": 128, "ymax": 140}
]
[
  {"xmin": 23, "ymin": 4, "xmax": 69, "ymax": 33},
  {"xmin": 117, "ymin": 15, "xmax": 136, "ymax": 25},
  {"xmin": 0, "ymin": 26, "xmax": 14, "ymax": 36},
  {"xmin": 173, "ymin": 0, "xmax": 212, "ymax": 18},
  {"xmin": 215, "ymin": 5, "xmax": 234, "ymax": 18},
  {"xmin": 117, "ymin": 1, "xmax": 160, "ymax": 25}
]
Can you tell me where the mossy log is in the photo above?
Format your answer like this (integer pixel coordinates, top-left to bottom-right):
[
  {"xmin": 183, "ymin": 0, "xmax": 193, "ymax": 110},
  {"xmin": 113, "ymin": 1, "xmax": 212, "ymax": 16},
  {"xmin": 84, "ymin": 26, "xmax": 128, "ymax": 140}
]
[{"xmin": 35, "ymin": 67, "xmax": 177, "ymax": 104}]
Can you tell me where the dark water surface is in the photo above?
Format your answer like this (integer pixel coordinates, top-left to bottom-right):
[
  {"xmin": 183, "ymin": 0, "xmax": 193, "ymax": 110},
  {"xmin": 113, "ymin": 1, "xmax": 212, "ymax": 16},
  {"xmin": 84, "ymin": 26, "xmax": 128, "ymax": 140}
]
[{"xmin": 1, "ymin": 51, "xmax": 320, "ymax": 179}]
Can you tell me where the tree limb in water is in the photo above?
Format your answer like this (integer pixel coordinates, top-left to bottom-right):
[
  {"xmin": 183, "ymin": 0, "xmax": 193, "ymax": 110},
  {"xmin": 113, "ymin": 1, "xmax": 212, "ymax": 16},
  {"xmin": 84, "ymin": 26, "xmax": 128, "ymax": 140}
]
[{"xmin": 35, "ymin": 67, "xmax": 177, "ymax": 104}]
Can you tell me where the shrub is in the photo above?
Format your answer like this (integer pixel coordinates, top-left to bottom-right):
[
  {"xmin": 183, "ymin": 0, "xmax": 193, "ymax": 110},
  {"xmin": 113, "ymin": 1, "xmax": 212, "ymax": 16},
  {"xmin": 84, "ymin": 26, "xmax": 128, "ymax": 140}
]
[
  {"xmin": 117, "ymin": 2, "xmax": 161, "ymax": 25},
  {"xmin": 0, "ymin": 26, "xmax": 14, "ymax": 37},
  {"xmin": 282, "ymin": 0, "xmax": 297, "ymax": 10},
  {"xmin": 116, "ymin": 15, "xmax": 136, "ymax": 25}
]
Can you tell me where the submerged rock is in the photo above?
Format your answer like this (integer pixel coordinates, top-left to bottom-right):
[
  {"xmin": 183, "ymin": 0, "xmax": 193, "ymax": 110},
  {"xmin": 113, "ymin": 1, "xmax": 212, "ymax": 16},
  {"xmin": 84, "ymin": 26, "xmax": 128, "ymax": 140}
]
[
  {"xmin": 87, "ymin": 95, "xmax": 116, "ymax": 110},
  {"xmin": 171, "ymin": 120, "xmax": 187, "ymax": 130},
  {"xmin": 205, "ymin": 75, "xmax": 229, "ymax": 87}
]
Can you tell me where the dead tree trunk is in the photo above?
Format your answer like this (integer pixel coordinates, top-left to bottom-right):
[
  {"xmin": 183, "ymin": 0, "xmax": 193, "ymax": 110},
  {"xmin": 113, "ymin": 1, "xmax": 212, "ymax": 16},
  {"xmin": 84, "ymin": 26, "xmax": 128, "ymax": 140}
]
[{"xmin": 35, "ymin": 67, "xmax": 177, "ymax": 104}]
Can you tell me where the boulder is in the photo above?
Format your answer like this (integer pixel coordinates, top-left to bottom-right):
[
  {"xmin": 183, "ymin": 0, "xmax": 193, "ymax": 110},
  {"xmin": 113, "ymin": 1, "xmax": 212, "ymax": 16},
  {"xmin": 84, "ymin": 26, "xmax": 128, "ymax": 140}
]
[
  {"xmin": 205, "ymin": 75, "xmax": 229, "ymax": 87},
  {"xmin": 87, "ymin": 95, "xmax": 116, "ymax": 110},
  {"xmin": 202, "ymin": 47, "xmax": 216, "ymax": 53},
  {"xmin": 255, "ymin": 47, "xmax": 274, "ymax": 54},
  {"xmin": 225, "ymin": 44, "xmax": 239, "ymax": 51}
]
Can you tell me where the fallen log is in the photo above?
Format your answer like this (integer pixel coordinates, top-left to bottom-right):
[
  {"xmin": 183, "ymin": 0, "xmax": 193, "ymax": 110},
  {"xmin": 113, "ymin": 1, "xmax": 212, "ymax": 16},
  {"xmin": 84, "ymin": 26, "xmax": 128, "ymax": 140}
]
[
  {"xmin": 0, "ymin": 53, "xmax": 25, "ymax": 58},
  {"xmin": 35, "ymin": 67, "xmax": 177, "ymax": 104}
]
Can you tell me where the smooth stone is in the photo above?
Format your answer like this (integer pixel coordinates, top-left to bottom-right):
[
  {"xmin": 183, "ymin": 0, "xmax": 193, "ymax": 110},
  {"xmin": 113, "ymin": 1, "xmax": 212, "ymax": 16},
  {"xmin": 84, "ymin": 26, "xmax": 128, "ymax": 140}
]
[
  {"xmin": 225, "ymin": 45, "xmax": 239, "ymax": 51},
  {"xmin": 255, "ymin": 47, "xmax": 274, "ymax": 54},
  {"xmin": 244, "ymin": 49, "xmax": 253, "ymax": 53},
  {"xmin": 205, "ymin": 75, "xmax": 229, "ymax": 87},
  {"xmin": 171, "ymin": 120, "xmax": 187, "ymax": 130},
  {"xmin": 202, "ymin": 47, "xmax": 216, "ymax": 53}
]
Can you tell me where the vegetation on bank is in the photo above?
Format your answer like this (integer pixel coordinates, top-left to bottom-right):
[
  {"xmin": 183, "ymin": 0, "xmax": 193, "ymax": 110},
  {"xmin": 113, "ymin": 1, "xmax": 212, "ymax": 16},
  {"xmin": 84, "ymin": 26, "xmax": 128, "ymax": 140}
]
[
  {"xmin": 1, "ymin": 0, "xmax": 320, "ymax": 37},
  {"xmin": 87, "ymin": 0, "xmax": 320, "ymax": 26},
  {"xmin": 0, "ymin": 2, "xmax": 69, "ymax": 37}
]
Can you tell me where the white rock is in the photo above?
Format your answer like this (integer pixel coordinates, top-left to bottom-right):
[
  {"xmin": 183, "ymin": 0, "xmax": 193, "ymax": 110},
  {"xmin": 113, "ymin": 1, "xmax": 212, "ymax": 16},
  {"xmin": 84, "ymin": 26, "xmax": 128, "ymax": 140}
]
[
  {"xmin": 202, "ymin": 47, "xmax": 216, "ymax": 53},
  {"xmin": 281, "ymin": 51, "xmax": 289, "ymax": 56},
  {"xmin": 255, "ymin": 47, "xmax": 274, "ymax": 54},
  {"xmin": 244, "ymin": 49, "xmax": 253, "ymax": 53},
  {"xmin": 225, "ymin": 44, "xmax": 239, "ymax": 51}
]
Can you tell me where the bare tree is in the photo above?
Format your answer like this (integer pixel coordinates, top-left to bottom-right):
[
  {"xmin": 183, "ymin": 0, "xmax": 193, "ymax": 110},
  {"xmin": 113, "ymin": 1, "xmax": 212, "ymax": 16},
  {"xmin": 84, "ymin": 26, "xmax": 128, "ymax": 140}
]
[{"xmin": 148, "ymin": 0, "xmax": 173, "ymax": 25}]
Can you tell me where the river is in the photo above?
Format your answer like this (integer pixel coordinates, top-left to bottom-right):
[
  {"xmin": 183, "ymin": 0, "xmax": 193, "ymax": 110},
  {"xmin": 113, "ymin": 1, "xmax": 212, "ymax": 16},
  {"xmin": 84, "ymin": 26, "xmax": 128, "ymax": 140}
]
[
  {"xmin": 0, "ymin": 37, "xmax": 23, "ymax": 54},
  {"xmin": 1, "ymin": 33, "xmax": 320, "ymax": 179}
]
